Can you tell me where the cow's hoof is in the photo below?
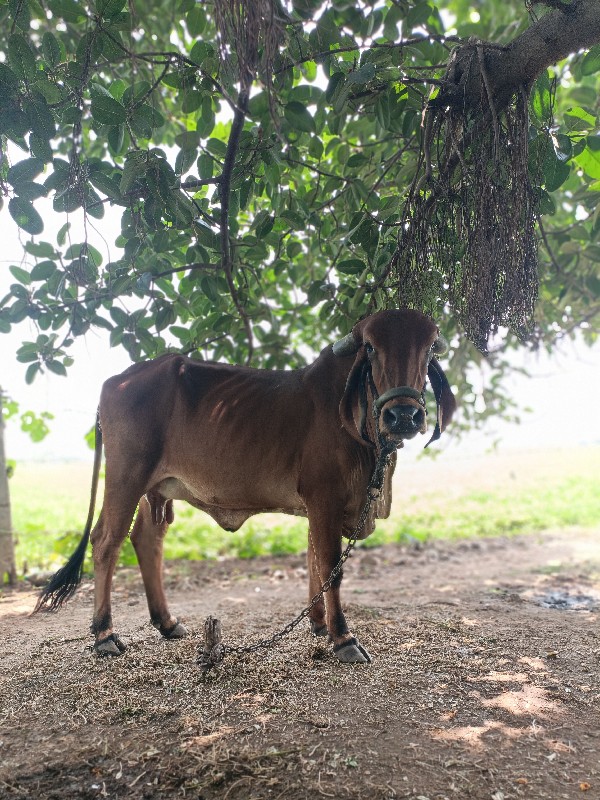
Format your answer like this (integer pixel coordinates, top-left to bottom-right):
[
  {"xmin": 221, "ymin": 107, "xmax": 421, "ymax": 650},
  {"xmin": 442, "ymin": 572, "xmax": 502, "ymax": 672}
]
[
  {"xmin": 333, "ymin": 637, "xmax": 372, "ymax": 664},
  {"xmin": 94, "ymin": 633, "xmax": 127, "ymax": 657},
  {"xmin": 310, "ymin": 621, "xmax": 328, "ymax": 638},
  {"xmin": 159, "ymin": 619, "xmax": 188, "ymax": 640}
]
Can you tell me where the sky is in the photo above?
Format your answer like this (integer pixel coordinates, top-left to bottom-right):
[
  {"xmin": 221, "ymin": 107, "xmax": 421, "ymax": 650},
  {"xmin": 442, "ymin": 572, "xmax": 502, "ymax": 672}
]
[{"xmin": 1, "ymin": 189, "xmax": 599, "ymax": 464}]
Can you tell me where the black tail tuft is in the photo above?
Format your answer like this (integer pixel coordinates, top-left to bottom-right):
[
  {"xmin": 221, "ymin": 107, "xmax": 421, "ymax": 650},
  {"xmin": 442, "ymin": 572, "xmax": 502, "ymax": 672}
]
[
  {"xmin": 34, "ymin": 410, "xmax": 103, "ymax": 614},
  {"xmin": 34, "ymin": 529, "xmax": 90, "ymax": 613}
]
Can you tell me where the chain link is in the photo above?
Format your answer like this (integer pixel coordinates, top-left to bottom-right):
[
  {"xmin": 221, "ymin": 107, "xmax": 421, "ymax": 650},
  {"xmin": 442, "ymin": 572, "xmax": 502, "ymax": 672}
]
[{"xmin": 223, "ymin": 440, "xmax": 395, "ymax": 656}]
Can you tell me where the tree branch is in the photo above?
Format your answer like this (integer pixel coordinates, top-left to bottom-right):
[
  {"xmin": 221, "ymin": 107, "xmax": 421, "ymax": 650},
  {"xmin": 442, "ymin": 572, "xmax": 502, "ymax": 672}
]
[{"xmin": 433, "ymin": 0, "xmax": 600, "ymax": 114}]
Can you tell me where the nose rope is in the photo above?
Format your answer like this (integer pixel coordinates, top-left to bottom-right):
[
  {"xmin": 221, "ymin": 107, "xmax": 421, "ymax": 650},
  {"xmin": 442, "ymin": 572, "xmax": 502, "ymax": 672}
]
[
  {"xmin": 372, "ymin": 385, "xmax": 426, "ymax": 417},
  {"xmin": 361, "ymin": 363, "xmax": 427, "ymax": 447}
]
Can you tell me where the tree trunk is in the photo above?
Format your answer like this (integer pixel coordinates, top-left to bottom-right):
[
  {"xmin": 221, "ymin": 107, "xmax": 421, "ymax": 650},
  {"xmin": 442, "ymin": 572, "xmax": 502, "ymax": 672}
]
[
  {"xmin": 436, "ymin": 0, "xmax": 600, "ymax": 113},
  {"xmin": 0, "ymin": 391, "xmax": 17, "ymax": 585}
]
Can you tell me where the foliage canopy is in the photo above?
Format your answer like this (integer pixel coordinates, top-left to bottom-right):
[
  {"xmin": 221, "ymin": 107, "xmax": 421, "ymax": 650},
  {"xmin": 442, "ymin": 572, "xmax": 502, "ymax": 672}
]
[{"xmin": 0, "ymin": 0, "xmax": 599, "ymax": 433}]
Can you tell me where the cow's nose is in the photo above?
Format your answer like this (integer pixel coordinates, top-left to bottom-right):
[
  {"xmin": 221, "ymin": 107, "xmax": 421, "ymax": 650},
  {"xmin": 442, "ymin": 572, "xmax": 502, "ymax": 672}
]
[{"xmin": 382, "ymin": 404, "xmax": 424, "ymax": 436}]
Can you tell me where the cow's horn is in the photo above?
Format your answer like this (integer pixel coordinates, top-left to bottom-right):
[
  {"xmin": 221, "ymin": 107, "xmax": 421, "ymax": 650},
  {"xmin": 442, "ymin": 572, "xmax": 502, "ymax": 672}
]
[{"xmin": 332, "ymin": 332, "xmax": 359, "ymax": 356}]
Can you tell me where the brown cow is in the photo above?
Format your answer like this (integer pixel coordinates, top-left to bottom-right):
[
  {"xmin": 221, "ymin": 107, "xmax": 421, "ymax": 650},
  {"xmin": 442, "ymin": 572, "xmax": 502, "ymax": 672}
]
[{"xmin": 36, "ymin": 309, "xmax": 456, "ymax": 663}]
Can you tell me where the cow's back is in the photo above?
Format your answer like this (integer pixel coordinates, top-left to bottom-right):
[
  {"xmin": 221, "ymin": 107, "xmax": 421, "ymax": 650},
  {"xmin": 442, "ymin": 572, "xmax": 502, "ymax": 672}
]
[{"xmin": 98, "ymin": 354, "xmax": 317, "ymax": 515}]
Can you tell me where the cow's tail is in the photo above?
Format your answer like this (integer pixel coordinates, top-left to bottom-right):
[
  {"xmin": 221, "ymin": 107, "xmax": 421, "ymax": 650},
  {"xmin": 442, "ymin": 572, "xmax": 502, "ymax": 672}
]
[{"xmin": 34, "ymin": 412, "xmax": 103, "ymax": 613}]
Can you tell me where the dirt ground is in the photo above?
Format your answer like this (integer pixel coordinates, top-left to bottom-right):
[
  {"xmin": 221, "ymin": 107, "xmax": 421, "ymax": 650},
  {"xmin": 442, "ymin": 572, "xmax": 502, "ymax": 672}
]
[{"xmin": 1, "ymin": 527, "xmax": 599, "ymax": 800}]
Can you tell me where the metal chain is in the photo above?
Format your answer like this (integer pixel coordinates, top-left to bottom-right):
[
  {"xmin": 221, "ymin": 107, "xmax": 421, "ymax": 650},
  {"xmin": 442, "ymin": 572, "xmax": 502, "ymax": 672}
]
[{"xmin": 222, "ymin": 440, "xmax": 395, "ymax": 657}]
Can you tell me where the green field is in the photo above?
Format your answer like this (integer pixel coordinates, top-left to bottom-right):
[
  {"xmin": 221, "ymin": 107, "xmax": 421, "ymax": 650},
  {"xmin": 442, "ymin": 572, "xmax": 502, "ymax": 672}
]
[{"xmin": 8, "ymin": 446, "xmax": 600, "ymax": 578}]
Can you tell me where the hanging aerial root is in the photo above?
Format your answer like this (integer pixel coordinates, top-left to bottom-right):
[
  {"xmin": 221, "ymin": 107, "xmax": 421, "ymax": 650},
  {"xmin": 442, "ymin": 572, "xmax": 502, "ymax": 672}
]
[{"xmin": 391, "ymin": 41, "xmax": 539, "ymax": 351}]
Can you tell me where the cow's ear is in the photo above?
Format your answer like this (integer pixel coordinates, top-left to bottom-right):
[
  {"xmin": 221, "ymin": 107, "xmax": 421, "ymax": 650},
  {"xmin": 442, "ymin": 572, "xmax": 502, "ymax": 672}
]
[
  {"xmin": 339, "ymin": 347, "xmax": 373, "ymax": 446},
  {"xmin": 425, "ymin": 357, "xmax": 457, "ymax": 448}
]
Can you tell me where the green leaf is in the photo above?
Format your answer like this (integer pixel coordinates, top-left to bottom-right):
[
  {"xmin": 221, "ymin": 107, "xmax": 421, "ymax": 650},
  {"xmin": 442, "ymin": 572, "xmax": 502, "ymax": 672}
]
[
  {"xmin": 575, "ymin": 137, "xmax": 600, "ymax": 179},
  {"xmin": 107, "ymin": 125, "xmax": 126, "ymax": 155},
  {"xmin": 41, "ymin": 33, "xmax": 63, "ymax": 68},
  {"xmin": 89, "ymin": 169, "xmax": 124, "ymax": 202},
  {"xmin": 47, "ymin": 0, "xmax": 87, "ymax": 23},
  {"xmin": 7, "ymin": 158, "xmax": 45, "ymax": 187},
  {"xmin": 9, "ymin": 0, "xmax": 31, "ymax": 30},
  {"xmin": 0, "ymin": 63, "xmax": 20, "ymax": 90},
  {"xmin": 194, "ymin": 222, "xmax": 220, "ymax": 250},
  {"xmin": 405, "ymin": 2, "xmax": 433, "ymax": 30},
  {"xmin": 530, "ymin": 72, "xmax": 552, "ymax": 123},
  {"xmin": 543, "ymin": 155, "xmax": 570, "ymax": 192},
  {"xmin": 190, "ymin": 41, "xmax": 215, "ymax": 66},
  {"xmin": 537, "ymin": 188, "xmax": 556, "ymax": 215},
  {"xmin": 57, "ymin": 222, "xmax": 70, "ymax": 246},
  {"xmin": 26, "ymin": 94, "xmax": 56, "ymax": 140},
  {"xmin": 197, "ymin": 153, "xmax": 213, "ymax": 179},
  {"xmin": 110, "ymin": 306, "xmax": 129, "ymax": 327},
  {"xmin": 206, "ymin": 138, "xmax": 227, "ymax": 158},
  {"xmin": 25, "ymin": 363, "xmax": 41, "ymax": 384},
  {"xmin": 9, "ymin": 265, "xmax": 31, "ymax": 284},
  {"xmin": 129, "ymin": 104, "xmax": 165, "ymax": 138},
  {"xmin": 31, "ymin": 261, "xmax": 58, "ymax": 280},
  {"xmin": 91, "ymin": 93, "xmax": 127, "ymax": 125},
  {"xmin": 279, "ymin": 210, "xmax": 305, "ymax": 229},
  {"xmin": 175, "ymin": 130, "xmax": 201, "ymax": 150},
  {"xmin": 186, "ymin": 6, "xmax": 206, "ymax": 36},
  {"xmin": 14, "ymin": 181, "xmax": 48, "ymax": 201},
  {"xmin": 255, "ymin": 215, "xmax": 275, "ymax": 238},
  {"xmin": 308, "ymin": 136, "xmax": 323, "ymax": 160},
  {"xmin": 120, "ymin": 154, "xmax": 146, "ymax": 193},
  {"xmin": 337, "ymin": 258, "xmax": 365, "ymax": 274},
  {"xmin": 29, "ymin": 134, "xmax": 53, "ymax": 163},
  {"xmin": 25, "ymin": 241, "xmax": 56, "ymax": 258},
  {"xmin": 284, "ymin": 101, "xmax": 316, "ymax": 134},
  {"xmin": 8, "ymin": 34, "xmax": 37, "ymax": 83},
  {"xmin": 96, "ymin": 0, "xmax": 127, "ymax": 18},
  {"xmin": 347, "ymin": 63, "xmax": 376, "ymax": 86},
  {"xmin": 53, "ymin": 185, "xmax": 83, "ymax": 213},
  {"xmin": 581, "ymin": 45, "xmax": 600, "ymax": 76},
  {"xmin": 346, "ymin": 153, "xmax": 369, "ymax": 168},
  {"xmin": 181, "ymin": 90, "xmax": 203, "ymax": 114},
  {"xmin": 564, "ymin": 106, "xmax": 595, "ymax": 132},
  {"xmin": 46, "ymin": 360, "xmax": 68, "ymax": 376},
  {"xmin": 155, "ymin": 305, "xmax": 177, "ymax": 331},
  {"xmin": 248, "ymin": 91, "xmax": 269, "ymax": 118},
  {"xmin": 33, "ymin": 79, "xmax": 64, "ymax": 104},
  {"xmin": 8, "ymin": 197, "xmax": 44, "ymax": 234}
]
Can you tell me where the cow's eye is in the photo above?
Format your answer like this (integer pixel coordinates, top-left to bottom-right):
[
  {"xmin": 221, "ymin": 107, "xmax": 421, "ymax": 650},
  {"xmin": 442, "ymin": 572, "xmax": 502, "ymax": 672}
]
[{"xmin": 365, "ymin": 342, "xmax": 375, "ymax": 356}]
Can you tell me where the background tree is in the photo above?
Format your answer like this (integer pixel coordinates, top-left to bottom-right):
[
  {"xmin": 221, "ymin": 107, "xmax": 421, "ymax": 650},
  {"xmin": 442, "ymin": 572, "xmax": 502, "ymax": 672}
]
[
  {"xmin": 0, "ymin": 0, "xmax": 598, "ymax": 435},
  {"xmin": 0, "ymin": 389, "xmax": 51, "ymax": 583},
  {"xmin": 0, "ymin": 391, "xmax": 16, "ymax": 584}
]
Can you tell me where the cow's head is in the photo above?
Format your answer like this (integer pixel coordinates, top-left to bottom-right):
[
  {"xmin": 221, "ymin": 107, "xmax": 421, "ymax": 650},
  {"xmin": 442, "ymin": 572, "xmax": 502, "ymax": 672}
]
[{"xmin": 332, "ymin": 309, "xmax": 456, "ymax": 448}]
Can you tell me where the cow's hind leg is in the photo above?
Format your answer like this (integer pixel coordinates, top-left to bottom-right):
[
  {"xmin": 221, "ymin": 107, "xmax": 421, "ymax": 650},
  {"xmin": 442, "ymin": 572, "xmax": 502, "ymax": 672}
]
[
  {"xmin": 306, "ymin": 507, "xmax": 371, "ymax": 665},
  {"xmin": 91, "ymin": 502, "xmax": 139, "ymax": 656},
  {"xmin": 90, "ymin": 463, "xmax": 155, "ymax": 656},
  {"xmin": 130, "ymin": 494, "xmax": 187, "ymax": 641}
]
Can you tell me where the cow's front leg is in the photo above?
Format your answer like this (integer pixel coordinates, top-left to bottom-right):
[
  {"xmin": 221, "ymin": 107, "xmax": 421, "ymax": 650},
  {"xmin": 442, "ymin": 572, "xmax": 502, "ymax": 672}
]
[
  {"xmin": 306, "ymin": 509, "xmax": 371, "ymax": 664},
  {"xmin": 130, "ymin": 496, "xmax": 187, "ymax": 642},
  {"xmin": 307, "ymin": 534, "xmax": 327, "ymax": 638}
]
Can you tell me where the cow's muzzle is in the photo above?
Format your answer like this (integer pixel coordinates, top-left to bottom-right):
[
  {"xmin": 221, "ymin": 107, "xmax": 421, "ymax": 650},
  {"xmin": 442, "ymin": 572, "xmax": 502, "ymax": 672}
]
[{"xmin": 381, "ymin": 403, "xmax": 425, "ymax": 439}]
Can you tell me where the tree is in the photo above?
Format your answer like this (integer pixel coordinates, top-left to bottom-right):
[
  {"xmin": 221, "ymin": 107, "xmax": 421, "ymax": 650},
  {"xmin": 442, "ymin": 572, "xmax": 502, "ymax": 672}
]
[
  {"xmin": 0, "ymin": 0, "xmax": 598, "ymax": 435},
  {"xmin": 0, "ymin": 390, "xmax": 52, "ymax": 584},
  {"xmin": 0, "ymin": 391, "xmax": 17, "ymax": 585}
]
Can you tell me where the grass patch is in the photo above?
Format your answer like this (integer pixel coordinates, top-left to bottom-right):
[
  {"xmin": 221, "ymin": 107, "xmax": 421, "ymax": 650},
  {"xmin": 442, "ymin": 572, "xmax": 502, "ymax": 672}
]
[{"xmin": 8, "ymin": 449, "xmax": 600, "ymax": 577}]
